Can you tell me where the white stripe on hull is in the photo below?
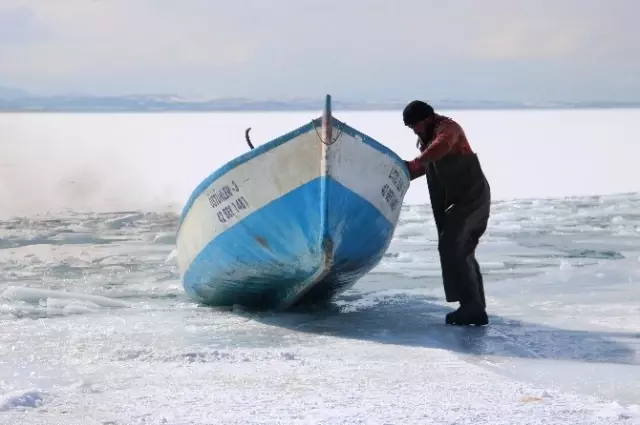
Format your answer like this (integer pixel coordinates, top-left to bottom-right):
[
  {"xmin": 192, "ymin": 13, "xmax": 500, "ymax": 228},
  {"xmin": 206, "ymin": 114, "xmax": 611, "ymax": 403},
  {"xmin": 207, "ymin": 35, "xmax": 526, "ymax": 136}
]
[
  {"xmin": 176, "ymin": 130, "xmax": 322, "ymax": 274},
  {"xmin": 327, "ymin": 129, "xmax": 409, "ymax": 225}
]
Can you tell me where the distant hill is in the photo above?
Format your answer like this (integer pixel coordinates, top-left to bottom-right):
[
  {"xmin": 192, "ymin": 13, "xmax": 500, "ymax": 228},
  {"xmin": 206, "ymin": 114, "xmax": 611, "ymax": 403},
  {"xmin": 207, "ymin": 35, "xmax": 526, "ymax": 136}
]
[{"xmin": 1, "ymin": 87, "xmax": 639, "ymax": 112}]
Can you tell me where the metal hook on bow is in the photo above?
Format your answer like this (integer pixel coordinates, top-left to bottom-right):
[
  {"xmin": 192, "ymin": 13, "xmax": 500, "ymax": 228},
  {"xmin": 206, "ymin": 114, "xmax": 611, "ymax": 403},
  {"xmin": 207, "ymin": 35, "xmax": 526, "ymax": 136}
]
[{"xmin": 245, "ymin": 127, "xmax": 254, "ymax": 150}]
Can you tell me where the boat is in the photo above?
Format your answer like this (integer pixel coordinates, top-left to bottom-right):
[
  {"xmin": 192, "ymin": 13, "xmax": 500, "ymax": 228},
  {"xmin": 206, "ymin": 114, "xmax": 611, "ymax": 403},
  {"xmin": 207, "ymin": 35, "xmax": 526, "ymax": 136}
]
[{"xmin": 176, "ymin": 94, "xmax": 410, "ymax": 310}]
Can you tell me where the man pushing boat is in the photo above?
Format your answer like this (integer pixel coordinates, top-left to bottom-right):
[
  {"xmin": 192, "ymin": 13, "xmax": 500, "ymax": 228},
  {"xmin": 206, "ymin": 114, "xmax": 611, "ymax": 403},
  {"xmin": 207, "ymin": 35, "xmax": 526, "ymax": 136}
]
[{"xmin": 402, "ymin": 100, "xmax": 491, "ymax": 326}]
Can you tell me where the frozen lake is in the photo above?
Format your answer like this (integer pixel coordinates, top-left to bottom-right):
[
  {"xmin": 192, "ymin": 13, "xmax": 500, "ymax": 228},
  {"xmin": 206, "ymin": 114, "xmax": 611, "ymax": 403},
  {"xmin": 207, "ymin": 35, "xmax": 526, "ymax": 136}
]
[{"xmin": 0, "ymin": 109, "xmax": 639, "ymax": 424}]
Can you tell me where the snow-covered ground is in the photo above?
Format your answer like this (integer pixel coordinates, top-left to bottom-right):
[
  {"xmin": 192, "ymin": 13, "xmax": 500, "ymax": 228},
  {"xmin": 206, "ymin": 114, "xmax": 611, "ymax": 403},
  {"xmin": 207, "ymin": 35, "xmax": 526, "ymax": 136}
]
[{"xmin": 0, "ymin": 110, "xmax": 639, "ymax": 424}]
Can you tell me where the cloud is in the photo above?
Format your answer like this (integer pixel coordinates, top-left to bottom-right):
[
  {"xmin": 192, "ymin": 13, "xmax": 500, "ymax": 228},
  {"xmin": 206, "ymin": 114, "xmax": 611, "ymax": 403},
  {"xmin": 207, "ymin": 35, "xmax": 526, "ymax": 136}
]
[
  {"xmin": 471, "ymin": 21, "xmax": 588, "ymax": 61},
  {"xmin": 0, "ymin": 0, "xmax": 261, "ymax": 88},
  {"xmin": 0, "ymin": 6, "xmax": 47, "ymax": 45},
  {"xmin": 0, "ymin": 0, "xmax": 638, "ymax": 100}
]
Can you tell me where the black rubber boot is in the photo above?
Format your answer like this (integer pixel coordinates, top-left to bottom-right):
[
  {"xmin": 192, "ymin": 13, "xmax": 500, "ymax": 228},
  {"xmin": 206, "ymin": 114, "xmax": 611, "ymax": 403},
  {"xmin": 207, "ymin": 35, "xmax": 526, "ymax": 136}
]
[{"xmin": 445, "ymin": 303, "xmax": 489, "ymax": 326}]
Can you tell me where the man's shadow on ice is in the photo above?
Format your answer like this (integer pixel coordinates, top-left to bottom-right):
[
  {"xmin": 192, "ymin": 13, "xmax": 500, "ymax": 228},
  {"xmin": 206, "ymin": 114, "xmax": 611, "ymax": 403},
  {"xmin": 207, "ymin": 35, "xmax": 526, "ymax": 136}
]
[{"xmin": 254, "ymin": 293, "xmax": 639, "ymax": 366}]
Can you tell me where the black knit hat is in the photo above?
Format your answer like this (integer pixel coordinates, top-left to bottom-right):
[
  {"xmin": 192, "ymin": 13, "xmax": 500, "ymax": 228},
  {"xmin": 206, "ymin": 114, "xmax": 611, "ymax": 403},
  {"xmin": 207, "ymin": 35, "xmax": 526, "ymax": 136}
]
[{"xmin": 402, "ymin": 100, "xmax": 434, "ymax": 126}]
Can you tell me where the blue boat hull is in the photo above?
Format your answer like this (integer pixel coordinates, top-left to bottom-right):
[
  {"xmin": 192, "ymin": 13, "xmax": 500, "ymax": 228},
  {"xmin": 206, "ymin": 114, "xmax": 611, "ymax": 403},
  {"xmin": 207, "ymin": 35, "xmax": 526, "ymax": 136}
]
[
  {"xmin": 182, "ymin": 176, "xmax": 395, "ymax": 309},
  {"xmin": 176, "ymin": 95, "xmax": 410, "ymax": 310}
]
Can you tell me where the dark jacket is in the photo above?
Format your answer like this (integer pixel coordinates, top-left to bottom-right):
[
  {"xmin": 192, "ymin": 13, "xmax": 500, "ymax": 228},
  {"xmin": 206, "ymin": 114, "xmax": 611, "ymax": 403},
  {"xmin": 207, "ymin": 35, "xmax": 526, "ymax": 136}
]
[{"xmin": 408, "ymin": 115, "xmax": 490, "ymax": 235}]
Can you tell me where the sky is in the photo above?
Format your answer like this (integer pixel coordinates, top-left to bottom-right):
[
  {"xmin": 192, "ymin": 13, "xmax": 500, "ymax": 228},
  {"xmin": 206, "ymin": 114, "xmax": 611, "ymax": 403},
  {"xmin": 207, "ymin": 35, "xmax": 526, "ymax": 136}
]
[{"xmin": 0, "ymin": 0, "xmax": 638, "ymax": 102}]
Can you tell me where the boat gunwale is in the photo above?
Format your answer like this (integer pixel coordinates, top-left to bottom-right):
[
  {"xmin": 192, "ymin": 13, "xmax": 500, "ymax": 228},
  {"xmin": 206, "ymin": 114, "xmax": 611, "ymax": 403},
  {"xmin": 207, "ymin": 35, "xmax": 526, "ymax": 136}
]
[{"xmin": 176, "ymin": 99, "xmax": 410, "ymax": 233}]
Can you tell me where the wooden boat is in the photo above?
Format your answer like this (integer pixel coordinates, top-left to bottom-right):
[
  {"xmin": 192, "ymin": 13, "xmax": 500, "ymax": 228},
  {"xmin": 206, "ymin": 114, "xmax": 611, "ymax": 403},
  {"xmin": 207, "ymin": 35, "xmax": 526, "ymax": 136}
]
[{"xmin": 176, "ymin": 95, "xmax": 410, "ymax": 310}]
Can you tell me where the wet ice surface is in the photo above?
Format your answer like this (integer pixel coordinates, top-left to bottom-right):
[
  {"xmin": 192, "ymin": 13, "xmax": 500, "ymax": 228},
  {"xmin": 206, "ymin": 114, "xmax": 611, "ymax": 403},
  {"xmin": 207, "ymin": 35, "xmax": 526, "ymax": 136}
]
[{"xmin": 1, "ymin": 194, "xmax": 639, "ymax": 424}]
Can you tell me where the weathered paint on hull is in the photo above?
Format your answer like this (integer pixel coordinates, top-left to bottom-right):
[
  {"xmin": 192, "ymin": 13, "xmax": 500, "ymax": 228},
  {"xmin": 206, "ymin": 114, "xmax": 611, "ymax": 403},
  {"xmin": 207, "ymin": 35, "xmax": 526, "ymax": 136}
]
[{"xmin": 176, "ymin": 95, "xmax": 410, "ymax": 310}]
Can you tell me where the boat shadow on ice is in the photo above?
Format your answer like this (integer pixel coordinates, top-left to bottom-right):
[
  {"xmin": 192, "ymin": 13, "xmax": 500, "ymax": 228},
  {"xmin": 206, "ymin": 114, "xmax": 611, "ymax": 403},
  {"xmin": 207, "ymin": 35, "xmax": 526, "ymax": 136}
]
[{"xmin": 252, "ymin": 292, "xmax": 639, "ymax": 366}]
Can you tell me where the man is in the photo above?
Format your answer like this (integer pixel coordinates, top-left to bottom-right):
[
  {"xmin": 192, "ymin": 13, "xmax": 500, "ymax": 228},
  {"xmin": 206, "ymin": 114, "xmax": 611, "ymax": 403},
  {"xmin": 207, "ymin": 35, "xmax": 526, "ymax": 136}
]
[{"xmin": 402, "ymin": 100, "xmax": 491, "ymax": 326}]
